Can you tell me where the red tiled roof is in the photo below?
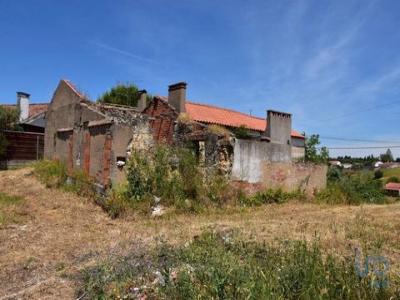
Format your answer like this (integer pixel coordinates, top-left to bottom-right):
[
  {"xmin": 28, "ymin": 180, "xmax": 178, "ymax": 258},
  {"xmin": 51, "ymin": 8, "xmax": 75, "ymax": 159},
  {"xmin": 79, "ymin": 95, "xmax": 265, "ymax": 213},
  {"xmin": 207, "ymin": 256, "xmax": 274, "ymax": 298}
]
[
  {"xmin": 28, "ymin": 103, "xmax": 48, "ymax": 117},
  {"xmin": 385, "ymin": 182, "xmax": 400, "ymax": 191},
  {"xmin": 1, "ymin": 103, "xmax": 48, "ymax": 118},
  {"xmin": 158, "ymin": 97, "xmax": 303, "ymax": 138}
]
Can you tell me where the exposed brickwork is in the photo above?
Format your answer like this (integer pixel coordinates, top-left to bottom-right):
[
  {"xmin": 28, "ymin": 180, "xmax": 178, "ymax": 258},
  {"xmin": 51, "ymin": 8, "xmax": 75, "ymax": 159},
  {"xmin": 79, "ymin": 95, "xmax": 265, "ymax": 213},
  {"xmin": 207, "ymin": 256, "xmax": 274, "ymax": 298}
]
[
  {"xmin": 102, "ymin": 133, "xmax": 112, "ymax": 187},
  {"xmin": 143, "ymin": 97, "xmax": 177, "ymax": 143},
  {"xmin": 67, "ymin": 133, "xmax": 73, "ymax": 175},
  {"xmin": 83, "ymin": 131, "xmax": 91, "ymax": 175}
]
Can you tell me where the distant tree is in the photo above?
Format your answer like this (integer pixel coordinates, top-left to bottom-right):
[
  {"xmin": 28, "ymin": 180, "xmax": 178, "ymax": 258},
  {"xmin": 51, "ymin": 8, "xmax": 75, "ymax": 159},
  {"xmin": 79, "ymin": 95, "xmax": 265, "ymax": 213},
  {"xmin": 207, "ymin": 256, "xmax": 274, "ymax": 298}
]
[
  {"xmin": 396, "ymin": 158, "xmax": 400, "ymax": 163},
  {"xmin": 0, "ymin": 106, "xmax": 20, "ymax": 159},
  {"xmin": 374, "ymin": 169, "xmax": 383, "ymax": 180},
  {"xmin": 97, "ymin": 83, "xmax": 151, "ymax": 107},
  {"xmin": 305, "ymin": 134, "xmax": 329, "ymax": 164},
  {"xmin": 380, "ymin": 148, "xmax": 394, "ymax": 163}
]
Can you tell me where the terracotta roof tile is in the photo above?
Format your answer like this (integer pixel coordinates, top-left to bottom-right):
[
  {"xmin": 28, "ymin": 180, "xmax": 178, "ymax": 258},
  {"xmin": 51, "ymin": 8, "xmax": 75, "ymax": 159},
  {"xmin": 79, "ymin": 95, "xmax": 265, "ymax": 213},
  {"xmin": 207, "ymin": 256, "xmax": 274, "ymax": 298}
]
[
  {"xmin": 28, "ymin": 103, "xmax": 48, "ymax": 117},
  {"xmin": 1, "ymin": 103, "xmax": 48, "ymax": 118},
  {"xmin": 385, "ymin": 182, "xmax": 400, "ymax": 190},
  {"xmin": 158, "ymin": 96, "xmax": 304, "ymax": 139}
]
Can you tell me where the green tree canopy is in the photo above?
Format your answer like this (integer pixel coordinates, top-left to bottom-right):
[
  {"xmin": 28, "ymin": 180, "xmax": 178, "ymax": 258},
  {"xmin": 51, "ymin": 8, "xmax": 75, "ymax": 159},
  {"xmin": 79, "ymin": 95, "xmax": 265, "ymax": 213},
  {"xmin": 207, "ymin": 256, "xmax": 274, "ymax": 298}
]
[
  {"xmin": 97, "ymin": 83, "xmax": 151, "ymax": 107},
  {"xmin": 304, "ymin": 134, "xmax": 329, "ymax": 164},
  {"xmin": 380, "ymin": 148, "xmax": 394, "ymax": 163}
]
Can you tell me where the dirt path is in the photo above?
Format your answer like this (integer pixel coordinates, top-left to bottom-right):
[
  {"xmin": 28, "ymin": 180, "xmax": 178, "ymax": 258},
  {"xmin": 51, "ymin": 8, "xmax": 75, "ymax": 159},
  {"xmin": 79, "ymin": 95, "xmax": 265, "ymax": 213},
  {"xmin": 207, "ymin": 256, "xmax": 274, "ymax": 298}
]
[{"xmin": 0, "ymin": 168, "xmax": 399, "ymax": 299}]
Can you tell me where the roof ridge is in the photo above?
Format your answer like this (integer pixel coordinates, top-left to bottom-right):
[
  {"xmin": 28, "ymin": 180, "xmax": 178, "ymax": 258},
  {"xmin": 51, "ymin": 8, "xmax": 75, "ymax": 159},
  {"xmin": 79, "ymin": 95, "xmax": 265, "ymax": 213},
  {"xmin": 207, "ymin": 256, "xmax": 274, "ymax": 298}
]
[
  {"xmin": 186, "ymin": 101, "xmax": 265, "ymax": 121},
  {"xmin": 62, "ymin": 79, "xmax": 85, "ymax": 99}
]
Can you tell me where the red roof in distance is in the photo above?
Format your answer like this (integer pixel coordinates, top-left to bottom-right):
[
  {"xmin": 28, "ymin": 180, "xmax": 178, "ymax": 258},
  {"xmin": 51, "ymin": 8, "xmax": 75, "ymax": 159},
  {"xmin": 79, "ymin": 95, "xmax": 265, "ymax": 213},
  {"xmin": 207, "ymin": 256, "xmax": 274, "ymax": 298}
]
[{"xmin": 385, "ymin": 182, "xmax": 400, "ymax": 191}]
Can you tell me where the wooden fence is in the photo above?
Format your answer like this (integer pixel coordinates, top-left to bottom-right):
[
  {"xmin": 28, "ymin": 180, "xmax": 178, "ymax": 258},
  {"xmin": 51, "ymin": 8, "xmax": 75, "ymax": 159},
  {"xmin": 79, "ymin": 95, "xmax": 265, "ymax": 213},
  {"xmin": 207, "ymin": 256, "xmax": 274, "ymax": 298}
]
[{"xmin": 1, "ymin": 130, "xmax": 44, "ymax": 168}]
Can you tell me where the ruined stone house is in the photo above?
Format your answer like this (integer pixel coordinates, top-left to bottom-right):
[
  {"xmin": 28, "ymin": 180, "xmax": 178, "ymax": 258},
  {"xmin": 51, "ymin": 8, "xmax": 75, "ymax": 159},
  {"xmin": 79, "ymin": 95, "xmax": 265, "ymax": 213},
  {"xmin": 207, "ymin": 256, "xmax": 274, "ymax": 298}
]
[
  {"xmin": 44, "ymin": 80, "xmax": 152, "ymax": 187},
  {"xmin": 145, "ymin": 82, "xmax": 326, "ymax": 193},
  {"xmin": 44, "ymin": 79, "xmax": 326, "ymax": 193}
]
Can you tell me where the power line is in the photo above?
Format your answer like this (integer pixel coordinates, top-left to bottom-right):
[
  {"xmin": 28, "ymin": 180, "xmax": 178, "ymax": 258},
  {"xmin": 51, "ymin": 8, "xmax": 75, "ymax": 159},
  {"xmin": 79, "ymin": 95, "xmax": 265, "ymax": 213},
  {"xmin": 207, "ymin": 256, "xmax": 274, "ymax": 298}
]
[
  {"xmin": 295, "ymin": 98, "xmax": 400, "ymax": 127},
  {"xmin": 319, "ymin": 145, "xmax": 400, "ymax": 150},
  {"xmin": 319, "ymin": 136, "xmax": 400, "ymax": 144}
]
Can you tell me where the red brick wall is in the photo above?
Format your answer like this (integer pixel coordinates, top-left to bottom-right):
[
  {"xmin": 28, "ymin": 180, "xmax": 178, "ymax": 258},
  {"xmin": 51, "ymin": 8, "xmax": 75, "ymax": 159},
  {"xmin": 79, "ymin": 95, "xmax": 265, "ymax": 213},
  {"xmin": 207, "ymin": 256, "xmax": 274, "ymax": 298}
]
[
  {"xmin": 143, "ymin": 98, "xmax": 177, "ymax": 144},
  {"xmin": 102, "ymin": 134, "xmax": 112, "ymax": 187},
  {"xmin": 67, "ymin": 133, "xmax": 73, "ymax": 175}
]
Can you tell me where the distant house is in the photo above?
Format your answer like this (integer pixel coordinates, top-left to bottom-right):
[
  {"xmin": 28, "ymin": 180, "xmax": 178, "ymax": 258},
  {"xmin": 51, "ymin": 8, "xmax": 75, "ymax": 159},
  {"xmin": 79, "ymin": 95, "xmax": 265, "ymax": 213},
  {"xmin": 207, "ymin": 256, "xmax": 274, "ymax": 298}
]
[
  {"xmin": 1, "ymin": 93, "xmax": 49, "ymax": 168},
  {"xmin": 385, "ymin": 182, "xmax": 400, "ymax": 196},
  {"xmin": 1, "ymin": 92, "xmax": 48, "ymax": 133},
  {"xmin": 342, "ymin": 163, "xmax": 353, "ymax": 169},
  {"xmin": 329, "ymin": 160, "xmax": 342, "ymax": 167},
  {"xmin": 374, "ymin": 161, "xmax": 384, "ymax": 168}
]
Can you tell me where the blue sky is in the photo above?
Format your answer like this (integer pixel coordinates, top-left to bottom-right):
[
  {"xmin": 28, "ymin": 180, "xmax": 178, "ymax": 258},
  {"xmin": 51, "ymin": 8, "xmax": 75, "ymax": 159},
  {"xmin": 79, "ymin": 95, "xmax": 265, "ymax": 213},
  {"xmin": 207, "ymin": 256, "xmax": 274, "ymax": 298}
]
[{"xmin": 1, "ymin": 0, "xmax": 400, "ymax": 158}]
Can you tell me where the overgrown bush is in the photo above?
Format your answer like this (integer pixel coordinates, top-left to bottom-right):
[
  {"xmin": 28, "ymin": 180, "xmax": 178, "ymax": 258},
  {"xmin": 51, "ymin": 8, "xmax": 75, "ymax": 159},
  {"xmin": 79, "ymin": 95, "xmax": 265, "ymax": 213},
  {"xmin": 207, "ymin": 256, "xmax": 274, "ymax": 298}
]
[
  {"xmin": 317, "ymin": 172, "xmax": 386, "ymax": 205},
  {"xmin": 327, "ymin": 166, "xmax": 342, "ymax": 182},
  {"xmin": 374, "ymin": 169, "xmax": 384, "ymax": 180},
  {"xmin": 239, "ymin": 188, "xmax": 304, "ymax": 206},
  {"xmin": 125, "ymin": 145, "xmax": 230, "ymax": 212},
  {"xmin": 79, "ymin": 230, "xmax": 398, "ymax": 299}
]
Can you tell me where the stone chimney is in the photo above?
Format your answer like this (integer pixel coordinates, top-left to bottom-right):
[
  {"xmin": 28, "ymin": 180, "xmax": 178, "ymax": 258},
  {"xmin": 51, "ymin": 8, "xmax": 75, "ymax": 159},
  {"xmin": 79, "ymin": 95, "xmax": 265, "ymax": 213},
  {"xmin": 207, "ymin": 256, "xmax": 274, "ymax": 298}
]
[
  {"xmin": 137, "ymin": 89, "xmax": 147, "ymax": 112},
  {"xmin": 168, "ymin": 82, "xmax": 187, "ymax": 113},
  {"xmin": 17, "ymin": 92, "xmax": 30, "ymax": 121},
  {"xmin": 265, "ymin": 110, "xmax": 292, "ymax": 145}
]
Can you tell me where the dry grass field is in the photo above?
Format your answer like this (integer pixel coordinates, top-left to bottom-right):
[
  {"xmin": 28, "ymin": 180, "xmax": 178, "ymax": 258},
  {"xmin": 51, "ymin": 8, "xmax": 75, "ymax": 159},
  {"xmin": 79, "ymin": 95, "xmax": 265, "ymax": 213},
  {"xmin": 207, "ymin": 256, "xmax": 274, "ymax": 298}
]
[{"xmin": 0, "ymin": 167, "xmax": 399, "ymax": 299}]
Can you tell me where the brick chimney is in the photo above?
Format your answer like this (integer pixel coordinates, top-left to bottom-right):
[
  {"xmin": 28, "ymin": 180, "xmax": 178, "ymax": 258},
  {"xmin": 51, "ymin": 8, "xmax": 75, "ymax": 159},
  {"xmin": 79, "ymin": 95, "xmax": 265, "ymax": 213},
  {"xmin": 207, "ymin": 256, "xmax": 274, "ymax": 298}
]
[
  {"xmin": 137, "ymin": 89, "xmax": 147, "ymax": 112},
  {"xmin": 168, "ymin": 82, "xmax": 187, "ymax": 113},
  {"xmin": 265, "ymin": 110, "xmax": 292, "ymax": 145},
  {"xmin": 17, "ymin": 92, "xmax": 30, "ymax": 121}
]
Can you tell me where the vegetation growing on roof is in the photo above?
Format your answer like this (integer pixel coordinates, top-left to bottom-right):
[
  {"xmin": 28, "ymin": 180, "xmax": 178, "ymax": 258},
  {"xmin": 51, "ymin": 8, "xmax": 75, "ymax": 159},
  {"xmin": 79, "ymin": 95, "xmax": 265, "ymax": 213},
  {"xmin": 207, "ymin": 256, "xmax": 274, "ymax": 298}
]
[
  {"xmin": 231, "ymin": 124, "xmax": 252, "ymax": 139},
  {"xmin": 206, "ymin": 124, "xmax": 231, "ymax": 138},
  {"xmin": 176, "ymin": 113, "xmax": 193, "ymax": 124}
]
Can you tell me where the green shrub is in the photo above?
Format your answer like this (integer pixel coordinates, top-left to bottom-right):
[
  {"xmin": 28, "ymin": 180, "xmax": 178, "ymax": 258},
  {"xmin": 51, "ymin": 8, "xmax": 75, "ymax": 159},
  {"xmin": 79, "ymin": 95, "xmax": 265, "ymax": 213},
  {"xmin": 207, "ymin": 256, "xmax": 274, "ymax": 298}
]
[
  {"xmin": 387, "ymin": 176, "xmax": 400, "ymax": 183},
  {"xmin": 327, "ymin": 166, "xmax": 342, "ymax": 182},
  {"xmin": 125, "ymin": 145, "xmax": 230, "ymax": 213},
  {"xmin": 239, "ymin": 188, "xmax": 304, "ymax": 206},
  {"xmin": 79, "ymin": 231, "xmax": 398, "ymax": 299},
  {"xmin": 317, "ymin": 173, "xmax": 386, "ymax": 205},
  {"xmin": 374, "ymin": 169, "xmax": 384, "ymax": 180},
  {"xmin": 232, "ymin": 125, "xmax": 251, "ymax": 139}
]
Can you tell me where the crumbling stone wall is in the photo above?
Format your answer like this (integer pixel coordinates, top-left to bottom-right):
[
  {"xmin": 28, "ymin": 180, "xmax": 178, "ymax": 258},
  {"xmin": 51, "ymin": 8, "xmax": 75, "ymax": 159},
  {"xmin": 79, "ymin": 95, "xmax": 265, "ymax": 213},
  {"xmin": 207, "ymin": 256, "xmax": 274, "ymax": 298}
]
[
  {"xmin": 45, "ymin": 80, "xmax": 155, "ymax": 187},
  {"xmin": 231, "ymin": 138, "xmax": 326, "ymax": 194},
  {"xmin": 260, "ymin": 162, "xmax": 327, "ymax": 196}
]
